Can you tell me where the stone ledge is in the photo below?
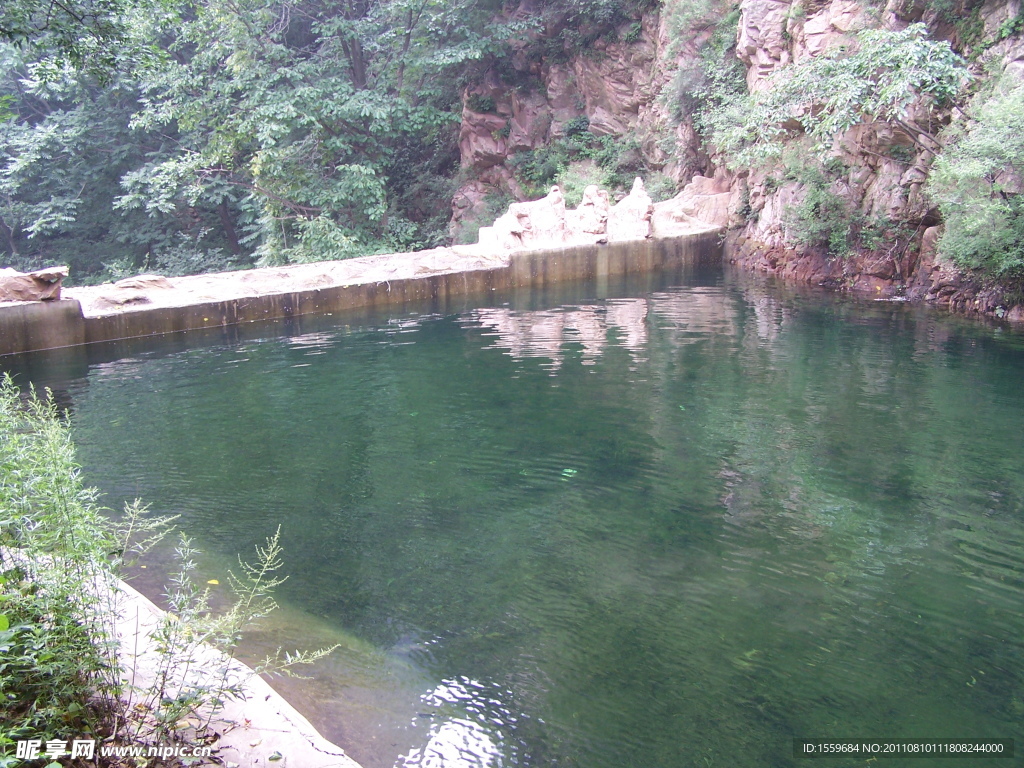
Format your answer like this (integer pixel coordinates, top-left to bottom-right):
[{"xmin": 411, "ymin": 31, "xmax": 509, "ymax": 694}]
[
  {"xmin": 63, "ymin": 246, "xmax": 510, "ymax": 320},
  {"xmin": 0, "ymin": 232, "xmax": 723, "ymax": 356},
  {"xmin": 116, "ymin": 579, "xmax": 362, "ymax": 768}
]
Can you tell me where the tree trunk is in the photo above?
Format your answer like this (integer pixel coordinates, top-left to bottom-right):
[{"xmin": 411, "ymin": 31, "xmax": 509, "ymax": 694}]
[
  {"xmin": 218, "ymin": 201, "xmax": 241, "ymax": 256},
  {"xmin": 0, "ymin": 215, "xmax": 19, "ymax": 257},
  {"xmin": 348, "ymin": 37, "xmax": 368, "ymax": 90}
]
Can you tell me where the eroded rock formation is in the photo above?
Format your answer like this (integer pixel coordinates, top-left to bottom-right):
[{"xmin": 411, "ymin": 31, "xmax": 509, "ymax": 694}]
[
  {"xmin": 0, "ymin": 266, "xmax": 69, "ymax": 303},
  {"xmin": 477, "ymin": 178, "xmax": 717, "ymax": 250},
  {"xmin": 608, "ymin": 178, "xmax": 655, "ymax": 242}
]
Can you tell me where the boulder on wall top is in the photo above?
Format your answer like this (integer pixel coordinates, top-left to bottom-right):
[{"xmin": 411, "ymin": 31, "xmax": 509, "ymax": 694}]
[{"xmin": 0, "ymin": 266, "xmax": 69, "ymax": 303}]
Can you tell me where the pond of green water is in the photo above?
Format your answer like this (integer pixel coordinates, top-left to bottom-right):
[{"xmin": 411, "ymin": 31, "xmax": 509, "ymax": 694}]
[{"xmin": 5, "ymin": 265, "xmax": 1024, "ymax": 767}]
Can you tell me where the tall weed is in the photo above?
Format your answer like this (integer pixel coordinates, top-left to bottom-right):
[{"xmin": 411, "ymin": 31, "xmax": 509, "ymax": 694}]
[{"xmin": 0, "ymin": 375, "xmax": 333, "ymax": 763}]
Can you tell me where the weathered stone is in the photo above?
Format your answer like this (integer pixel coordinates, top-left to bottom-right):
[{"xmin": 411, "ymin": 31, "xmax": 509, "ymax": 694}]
[
  {"xmin": 508, "ymin": 91, "xmax": 552, "ymax": 153},
  {"xmin": 484, "ymin": 186, "xmax": 568, "ymax": 250},
  {"xmin": 749, "ymin": 180, "xmax": 803, "ymax": 250},
  {"xmin": 565, "ymin": 185, "xmax": 610, "ymax": 244},
  {"xmin": 450, "ymin": 180, "xmax": 495, "ymax": 242},
  {"xmin": 476, "ymin": 175, "xmax": 724, "ymax": 249},
  {"xmin": 545, "ymin": 63, "xmax": 586, "ymax": 136},
  {"xmin": 738, "ymin": 0, "xmax": 793, "ymax": 90},
  {"xmin": 607, "ymin": 178, "xmax": 654, "ymax": 242},
  {"xmin": 855, "ymin": 160, "xmax": 905, "ymax": 220},
  {"xmin": 459, "ymin": 108, "xmax": 509, "ymax": 170},
  {"xmin": 449, "ymin": 166, "xmax": 524, "ymax": 244},
  {"xmin": 651, "ymin": 177, "xmax": 732, "ymax": 237},
  {"xmin": 86, "ymin": 275, "xmax": 175, "ymax": 309},
  {"xmin": 1005, "ymin": 304, "xmax": 1024, "ymax": 322},
  {"xmin": 906, "ymin": 225, "xmax": 949, "ymax": 298},
  {"xmin": 571, "ymin": 31, "xmax": 657, "ymax": 130},
  {"xmin": 886, "ymin": 0, "xmax": 929, "ymax": 22},
  {"xmin": 651, "ymin": 198, "xmax": 710, "ymax": 237},
  {"xmin": 587, "ymin": 105, "xmax": 629, "ymax": 137},
  {"xmin": 801, "ymin": 0, "xmax": 863, "ymax": 59},
  {"xmin": 0, "ymin": 266, "xmax": 69, "ymax": 302},
  {"xmin": 113, "ymin": 275, "xmax": 175, "ymax": 291},
  {"xmin": 679, "ymin": 175, "xmax": 733, "ymax": 227}
]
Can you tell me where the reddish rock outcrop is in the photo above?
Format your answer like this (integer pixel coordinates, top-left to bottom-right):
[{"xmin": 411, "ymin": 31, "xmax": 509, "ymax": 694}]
[
  {"xmin": 449, "ymin": 12, "xmax": 675, "ymax": 243},
  {"xmin": 0, "ymin": 266, "xmax": 69, "ymax": 302},
  {"xmin": 737, "ymin": 0, "xmax": 793, "ymax": 90}
]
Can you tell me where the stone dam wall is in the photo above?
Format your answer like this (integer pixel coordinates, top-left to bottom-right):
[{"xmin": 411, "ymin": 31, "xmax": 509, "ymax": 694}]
[{"xmin": 0, "ymin": 232, "xmax": 722, "ymax": 357}]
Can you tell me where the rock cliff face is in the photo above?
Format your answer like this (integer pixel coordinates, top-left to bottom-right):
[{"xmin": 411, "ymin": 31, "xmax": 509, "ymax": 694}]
[
  {"xmin": 450, "ymin": 12, "xmax": 680, "ymax": 239},
  {"xmin": 453, "ymin": 0, "xmax": 1024, "ymax": 322},
  {"xmin": 723, "ymin": 0, "xmax": 1024, "ymax": 321}
]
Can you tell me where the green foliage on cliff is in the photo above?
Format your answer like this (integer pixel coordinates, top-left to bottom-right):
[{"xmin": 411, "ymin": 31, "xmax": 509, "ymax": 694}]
[
  {"xmin": 669, "ymin": 0, "xmax": 745, "ymax": 134},
  {"xmin": 782, "ymin": 160, "xmax": 901, "ymax": 259},
  {"xmin": 531, "ymin": 0, "xmax": 656, "ymax": 58},
  {"xmin": 784, "ymin": 164, "xmax": 859, "ymax": 258},
  {"xmin": 929, "ymin": 76, "xmax": 1024, "ymax": 277},
  {"xmin": 708, "ymin": 24, "xmax": 967, "ymax": 167},
  {"xmin": 508, "ymin": 122, "xmax": 656, "ymax": 203}
]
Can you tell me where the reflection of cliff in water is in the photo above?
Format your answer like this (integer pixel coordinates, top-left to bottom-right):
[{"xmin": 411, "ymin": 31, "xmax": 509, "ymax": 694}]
[{"xmin": 462, "ymin": 288, "xmax": 741, "ymax": 371}]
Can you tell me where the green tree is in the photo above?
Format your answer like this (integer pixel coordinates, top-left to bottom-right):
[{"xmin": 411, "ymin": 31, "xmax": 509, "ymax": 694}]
[
  {"xmin": 120, "ymin": 0, "xmax": 519, "ymax": 264},
  {"xmin": 0, "ymin": 30, "xmax": 242, "ymax": 281},
  {"xmin": 1, "ymin": 0, "xmax": 532, "ymax": 277},
  {"xmin": 928, "ymin": 76, "xmax": 1024, "ymax": 277},
  {"xmin": 0, "ymin": 0, "xmax": 171, "ymax": 80}
]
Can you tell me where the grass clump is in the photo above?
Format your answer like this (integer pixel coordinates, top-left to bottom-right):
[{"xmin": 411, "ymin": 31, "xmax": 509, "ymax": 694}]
[
  {"xmin": 0, "ymin": 375, "xmax": 135, "ymax": 759},
  {"xmin": 0, "ymin": 374, "xmax": 333, "ymax": 764}
]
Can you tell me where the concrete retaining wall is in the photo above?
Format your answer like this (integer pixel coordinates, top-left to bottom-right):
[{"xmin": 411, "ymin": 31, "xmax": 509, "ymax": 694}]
[
  {"xmin": 0, "ymin": 299, "xmax": 86, "ymax": 355},
  {"xmin": 1, "ymin": 233, "xmax": 721, "ymax": 357}
]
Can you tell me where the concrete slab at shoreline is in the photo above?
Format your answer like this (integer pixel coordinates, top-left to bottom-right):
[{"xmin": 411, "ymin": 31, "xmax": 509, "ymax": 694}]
[
  {"xmin": 116, "ymin": 579, "xmax": 361, "ymax": 768},
  {"xmin": 0, "ymin": 234, "xmax": 722, "ymax": 357}
]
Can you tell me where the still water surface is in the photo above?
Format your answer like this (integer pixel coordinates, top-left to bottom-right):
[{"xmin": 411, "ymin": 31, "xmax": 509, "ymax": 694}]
[{"xmin": 5, "ymin": 265, "xmax": 1024, "ymax": 767}]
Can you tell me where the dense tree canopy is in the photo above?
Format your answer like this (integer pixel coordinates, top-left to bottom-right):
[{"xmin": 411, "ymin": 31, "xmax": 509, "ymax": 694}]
[
  {"xmin": 120, "ymin": 0, "xmax": 528, "ymax": 265},
  {"xmin": 0, "ymin": 0, "xmax": 534, "ymax": 280},
  {"xmin": 0, "ymin": 0, "xmax": 170, "ymax": 79}
]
